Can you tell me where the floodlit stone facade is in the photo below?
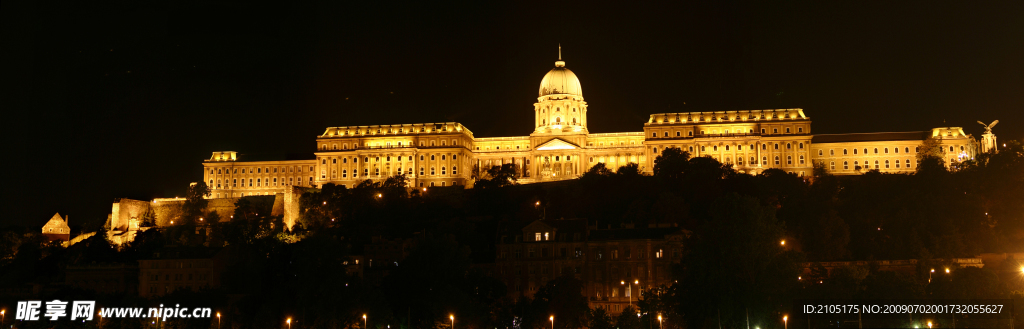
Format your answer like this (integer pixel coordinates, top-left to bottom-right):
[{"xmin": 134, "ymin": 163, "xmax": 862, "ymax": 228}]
[{"xmin": 200, "ymin": 51, "xmax": 984, "ymax": 194}]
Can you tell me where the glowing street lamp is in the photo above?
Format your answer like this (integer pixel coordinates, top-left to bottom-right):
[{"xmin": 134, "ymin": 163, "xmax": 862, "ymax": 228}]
[
  {"xmin": 364, "ymin": 314, "xmax": 367, "ymax": 329},
  {"xmin": 929, "ymin": 269, "xmax": 935, "ymax": 283},
  {"xmin": 217, "ymin": 312, "xmax": 221, "ymax": 328},
  {"xmin": 927, "ymin": 321, "xmax": 933, "ymax": 328},
  {"xmin": 783, "ymin": 315, "xmax": 787, "ymax": 329},
  {"xmin": 781, "ymin": 240, "xmax": 786, "ymax": 246},
  {"xmin": 2, "ymin": 309, "xmax": 5, "ymax": 327},
  {"xmin": 287, "ymin": 318, "xmax": 292, "ymax": 329},
  {"xmin": 550, "ymin": 315, "xmax": 555, "ymax": 329},
  {"xmin": 658, "ymin": 315, "xmax": 664, "ymax": 329},
  {"xmin": 450, "ymin": 315, "xmax": 455, "ymax": 329},
  {"xmin": 945, "ymin": 268, "xmax": 950, "ymax": 274}
]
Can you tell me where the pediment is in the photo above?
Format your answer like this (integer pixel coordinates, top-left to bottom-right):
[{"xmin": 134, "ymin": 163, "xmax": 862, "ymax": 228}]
[{"xmin": 535, "ymin": 138, "xmax": 579, "ymax": 151}]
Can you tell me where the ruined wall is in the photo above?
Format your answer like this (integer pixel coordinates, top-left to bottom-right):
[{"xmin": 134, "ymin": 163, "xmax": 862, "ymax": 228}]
[
  {"xmin": 283, "ymin": 185, "xmax": 315, "ymax": 231},
  {"xmin": 110, "ymin": 199, "xmax": 153, "ymax": 231}
]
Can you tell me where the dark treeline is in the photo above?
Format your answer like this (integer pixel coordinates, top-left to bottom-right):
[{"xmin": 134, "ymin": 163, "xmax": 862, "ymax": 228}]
[{"xmin": 1, "ymin": 140, "xmax": 1022, "ymax": 329}]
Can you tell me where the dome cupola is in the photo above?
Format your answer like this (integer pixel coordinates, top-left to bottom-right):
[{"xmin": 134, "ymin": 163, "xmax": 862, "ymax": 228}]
[{"xmin": 538, "ymin": 47, "xmax": 582, "ymax": 97}]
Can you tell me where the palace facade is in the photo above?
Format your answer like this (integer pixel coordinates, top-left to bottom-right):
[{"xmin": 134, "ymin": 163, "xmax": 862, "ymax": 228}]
[{"xmin": 201, "ymin": 52, "xmax": 982, "ymax": 198}]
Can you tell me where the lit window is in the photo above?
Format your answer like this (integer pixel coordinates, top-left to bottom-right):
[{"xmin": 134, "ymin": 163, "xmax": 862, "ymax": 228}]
[{"xmin": 535, "ymin": 233, "xmax": 542, "ymax": 241}]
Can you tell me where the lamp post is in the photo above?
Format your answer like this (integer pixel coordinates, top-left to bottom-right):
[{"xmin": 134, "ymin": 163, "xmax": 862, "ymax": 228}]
[
  {"xmin": 550, "ymin": 315, "xmax": 555, "ymax": 329},
  {"xmin": 217, "ymin": 312, "xmax": 221, "ymax": 329},
  {"xmin": 929, "ymin": 269, "xmax": 935, "ymax": 283},
  {"xmin": 658, "ymin": 315, "xmax": 663, "ymax": 329},
  {"xmin": 928, "ymin": 321, "xmax": 933, "ymax": 329},
  {"xmin": 450, "ymin": 315, "xmax": 455, "ymax": 329},
  {"xmin": 1, "ymin": 309, "xmax": 5, "ymax": 327},
  {"xmin": 364, "ymin": 314, "xmax": 368, "ymax": 329},
  {"xmin": 783, "ymin": 315, "xmax": 788, "ymax": 329},
  {"xmin": 287, "ymin": 318, "xmax": 292, "ymax": 329}
]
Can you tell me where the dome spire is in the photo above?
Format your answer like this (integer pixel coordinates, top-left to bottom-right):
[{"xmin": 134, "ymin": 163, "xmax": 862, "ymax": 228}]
[{"xmin": 555, "ymin": 44, "xmax": 565, "ymax": 68}]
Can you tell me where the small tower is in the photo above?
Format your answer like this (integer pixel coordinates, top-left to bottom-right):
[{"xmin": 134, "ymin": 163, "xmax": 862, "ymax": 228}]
[{"xmin": 534, "ymin": 46, "xmax": 588, "ymax": 135}]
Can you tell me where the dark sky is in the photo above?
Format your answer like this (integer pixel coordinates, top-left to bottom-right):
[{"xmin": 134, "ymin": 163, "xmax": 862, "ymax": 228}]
[{"xmin": 2, "ymin": 1, "xmax": 1022, "ymax": 229}]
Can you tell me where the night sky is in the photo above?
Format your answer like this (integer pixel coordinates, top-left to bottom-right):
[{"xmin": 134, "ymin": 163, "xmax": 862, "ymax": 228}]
[{"xmin": 2, "ymin": 1, "xmax": 1022, "ymax": 229}]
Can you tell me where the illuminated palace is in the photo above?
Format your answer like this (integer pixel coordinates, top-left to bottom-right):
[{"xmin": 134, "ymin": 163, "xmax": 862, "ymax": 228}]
[{"xmin": 201, "ymin": 52, "xmax": 984, "ymax": 198}]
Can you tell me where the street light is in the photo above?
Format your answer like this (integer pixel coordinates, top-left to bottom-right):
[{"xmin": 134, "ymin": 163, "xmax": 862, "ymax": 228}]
[
  {"xmin": 550, "ymin": 315, "xmax": 555, "ymax": 329},
  {"xmin": 783, "ymin": 315, "xmax": 787, "ymax": 329},
  {"xmin": 450, "ymin": 315, "xmax": 455, "ymax": 329},
  {"xmin": 364, "ymin": 314, "xmax": 368, "ymax": 329},
  {"xmin": 287, "ymin": 318, "xmax": 292, "ymax": 329},
  {"xmin": 928, "ymin": 321, "xmax": 932, "ymax": 328},
  {"xmin": 2, "ymin": 309, "xmax": 5, "ymax": 327},
  {"xmin": 781, "ymin": 240, "xmax": 786, "ymax": 246},
  {"xmin": 217, "ymin": 312, "xmax": 221, "ymax": 329},
  {"xmin": 945, "ymin": 268, "xmax": 950, "ymax": 274},
  {"xmin": 930, "ymin": 269, "xmax": 935, "ymax": 283},
  {"xmin": 658, "ymin": 315, "xmax": 663, "ymax": 329}
]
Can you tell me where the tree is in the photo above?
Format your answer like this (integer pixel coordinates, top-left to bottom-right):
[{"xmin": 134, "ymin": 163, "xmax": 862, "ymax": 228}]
[
  {"xmin": 673, "ymin": 194, "xmax": 802, "ymax": 329},
  {"xmin": 181, "ymin": 181, "xmax": 212, "ymax": 223},
  {"xmin": 652, "ymin": 147, "xmax": 690, "ymax": 182},
  {"xmin": 588, "ymin": 308, "xmax": 614, "ymax": 329},
  {"xmin": 476, "ymin": 164, "xmax": 519, "ymax": 189},
  {"xmin": 531, "ymin": 274, "xmax": 591, "ymax": 329}
]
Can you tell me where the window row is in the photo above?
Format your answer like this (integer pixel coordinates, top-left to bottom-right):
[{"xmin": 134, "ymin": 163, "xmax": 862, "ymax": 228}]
[
  {"xmin": 210, "ymin": 177, "xmax": 313, "ymax": 188},
  {"xmin": 320, "ymin": 154, "xmax": 460, "ymax": 165},
  {"xmin": 649, "ymin": 126, "xmax": 805, "ymax": 138},
  {"xmin": 826, "ymin": 146, "xmax": 918, "ymax": 156},
  {"xmin": 829, "ymin": 159, "xmax": 916, "ymax": 170},
  {"xmin": 209, "ymin": 166, "xmax": 313, "ymax": 175}
]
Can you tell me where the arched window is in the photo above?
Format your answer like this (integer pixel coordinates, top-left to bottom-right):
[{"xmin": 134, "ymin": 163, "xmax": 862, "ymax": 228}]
[
  {"xmin": 749, "ymin": 156, "xmax": 755, "ymax": 164},
  {"xmin": 762, "ymin": 156, "xmax": 768, "ymax": 165},
  {"xmin": 700, "ymin": 146, "xmax": 706, "ymax": 151},
  {"xmin": 664, "ymin": 132, "xmax": 669, "ymax": 137},
  {"xmin": 676, "ymin": 131, "xmax": 681, "ymax": 137},
  {"xmin": 874, "ymin": 160, "xmax": 879, "ymax": 169},
  {"xmin": 774, "ymin": 156, "xmax": 780, "ymax": 165},
  {"xmin": 905, "ymin": 147, "xmax": 910, "ymax": 153},
  {"xmin": 420, "ymin": 167, "xmax": 424, "ymax": 176},
  {"xmin": 799, "ymin": 143, "xmax": 804, "ymax": 149},
  {"xmin": 894, "ymin": 147, "xmax": 899, "ymax": 154},
  {"xmin": 787, "ymin": 155, "xmax": 792, "ymax": 165},
  {"xmin": 874, "ymin": 148, "xmax": 879, "ymax": 154},
  {"xmin": 885, "ymin": 148, "xmax": 889, "ymax": 154},
  {"xmin": 949, "ymin": 146, "xmax": 954, "ymax": 152},
  {"xmin": 774, "ymin": 144, "xmax": 780, "ymax": 150},
  {"xmin": 332, "ymin": 158, "xmax": 337, "ymax": 164},
  {"xmin": 689, "ymin": 146, "xmax": 694, "ymax": 152},
  {"xmin": 441, "ymin": 155, "xmax": 446, "ymax": 160},
  {"xmin": 430, "ymin": 167, "xmax": 436, "ymax": 175},
  {"xmin": 653, "ymin": 147, "xmax": 658, "ymax": 153},
  {"xmin": 556, "ymin": 117, "xmax": 561, "ymax": 123},
  {"xmin": 843, "ymin": 149, "xmax": 848, "ymax": 155},
  {"xmin": 430, "ymin": 155, "xmax": 435, "ymax": 160},
  {"xmin": 652, "ymin": 132, "xmax": 657, "ymax": 137},
  {"xmin": 843, "ymin": 161, "xmax": 848, "ymax": 170},
  {"xmin": 375, "ymin": 168, "xmax": 380, "ymax": 176},
  {"xmin": 590, "ymin": 157, "xmax": 594, "ymax": 162},
  {"xmin": 573, "ymin": 118, "xmax": 577, "ymax": 124},
  {"xmin": 885, "ymin": 160, "xmax": 890, "ymax": 169},
  {"xmin": 895, "ymin": 160, "xmax": 900, "ymax": 168},
  {"xmin": 799, "ymin": 155, "xmax": 805, "ymax": 164},
  {"xmin": 452, "ymin": 166, "xmax": 458, "ymax": 175},
  {"xmin": 688, "ymin": 131, "xmax": 693, "ymax": 136},
  {"xmin": 786, "ymin": 127, "xmax": 791, "ymax": 133},
  {"xmin": 818, "ymin": 150, "xmax": 823, "ymax": 156},
  {"xmin": 713, "ymin": 146, "xmax": 718, "ymax": 151},
  {"xmin": 342, "ymin": 170, "xmax": 348, "ymax": 178},
  {"xmin": 441, "ymin": 166, "xmax": 447, "ymax": 175},
  {"xmin": 787, "ymin": 143, "xmax": 792, "ymax": 149},
  {"xmin": 773, "ymin": 128, "xmax": 779, "ymax": 134},
  {"xmin": 906, "ymin": 159, "xmax": 911, "ymax": 168}
]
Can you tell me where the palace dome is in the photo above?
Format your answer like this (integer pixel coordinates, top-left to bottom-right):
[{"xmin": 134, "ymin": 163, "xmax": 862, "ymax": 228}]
[{"xmin": 538, "ymin": 60, "xmax": 582, "ymax": 97}]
